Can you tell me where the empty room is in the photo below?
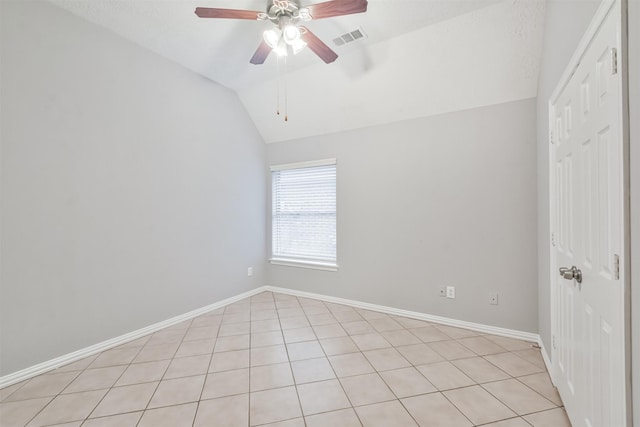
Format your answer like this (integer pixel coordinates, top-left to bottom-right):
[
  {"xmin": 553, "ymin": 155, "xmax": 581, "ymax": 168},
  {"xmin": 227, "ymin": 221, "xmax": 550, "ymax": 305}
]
[{"xmin": 0, "ymin": 0, "xmax": 638, "ymax": 426}]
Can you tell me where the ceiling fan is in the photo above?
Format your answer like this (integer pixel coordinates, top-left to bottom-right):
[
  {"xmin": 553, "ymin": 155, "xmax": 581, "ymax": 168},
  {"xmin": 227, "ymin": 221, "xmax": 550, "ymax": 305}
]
[{"xmin": 195, "ymin": 0, "xmax": 368, "ymax": 65}]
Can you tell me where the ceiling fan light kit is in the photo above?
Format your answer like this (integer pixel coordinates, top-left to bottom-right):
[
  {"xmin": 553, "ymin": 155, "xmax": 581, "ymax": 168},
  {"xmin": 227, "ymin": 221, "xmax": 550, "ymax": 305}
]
[
  {"xmin": 263, "ymin": 28, "xmax": 281, "ymax": 48},
  {"xmin": 263, "ymin": 18, "xmax": 307, "ymax": 57},
  {"xmin": 195, "ymin": 0, "xmax": 368, "ymax": 119},
  {"xmin": 195, "ymin": 0, "xmax": 367, "ymax": 64},
  {"xmin": 282, "ymin": 23, "xmax": 301, "ymax": 44}
]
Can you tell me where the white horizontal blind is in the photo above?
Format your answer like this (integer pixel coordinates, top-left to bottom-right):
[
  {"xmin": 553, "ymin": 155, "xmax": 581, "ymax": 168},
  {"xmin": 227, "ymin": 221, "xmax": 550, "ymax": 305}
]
[{"xmin": 272, "ymin": 162, "xmax": 336, "ymax": 263}]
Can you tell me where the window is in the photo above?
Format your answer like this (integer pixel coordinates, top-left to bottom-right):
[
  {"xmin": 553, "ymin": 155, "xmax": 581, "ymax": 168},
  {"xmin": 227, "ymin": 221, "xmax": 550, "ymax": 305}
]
[{"xmin": 270, "ymin": 159, "xmax": 337, "ymax": 271}]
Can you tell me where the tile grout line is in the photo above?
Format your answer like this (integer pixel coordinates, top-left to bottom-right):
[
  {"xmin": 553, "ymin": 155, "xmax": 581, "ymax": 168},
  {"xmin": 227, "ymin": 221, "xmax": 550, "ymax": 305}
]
[
  {"xmin": 131, "ymin": 318, "xmax": 191, "ymax": 427},
  {"xmin": 3, "ymin": 290, "xmax": 565, "ymax": 427},
  {"xmin": 87, "ymin": 344, "xmax": 147, "ymax": 426},
  {"xmin": 437, "ymin": 386, "xmax": 484, "ymax": 427},
  {"xmin": 325, "ymin": 301, "xmax": 409, "ymax": 424},
  {"xmin": 191, "ymin": 310, "xmax": 223, "ymax": 427},
  {"xmin": 479, "ymin": 350, "xmax": 546, "ymax": 379},
  {"xmin": 478, "ymin": 375, "xmax": 561, "ymax": 415},
  {"xmin": 300, "ymin": 297, "xmax": 362, "ymax": 426},
  {"xmin": 248, "ymin": 295, "xmax": 255, "ymax": 427},
  {"xmin": 14, "ymin": 364, "xmax": 86, "ymax": 425},
  {"xmin": 312, "ymin": 303, "xmax": 537, "ymax": 426},
  {"xmin": 24, "ymin": 340, "xmax": 149, "ymax": 426},
  {"xmin": 0, "ymin": 379, "xmax": 29, "ymax": 403},
  {"xmin": 512, "ymin": 373, "xmax": 562, "ymax": 407},
  {"xmin": 520, "ymin": 406, "xmax": 570, "ymax": 421},
  {"xmin": 277, "ymin": 293, "xmax": 310, "ymax": 427},
  {"xmin": 336, "ymin": 306, "xmax": 422, "ymax": 427},
  {"xmin": 253, "ymin": 295, "xmax": 545, "ymax": 425},
  {"xmin": 352, "ymin": 312, "xmax": 557, "ymax": 424},
  {"xmin": 175, "ymin": 295, "xmax": 551, "ymax": 425},
  {"xmin": 474, "ymin": 415, "xmax": 534, "ymax": 426},
  {"xmin": 340, "ymin": 304, "xmax": 461, "ymax": 426}
]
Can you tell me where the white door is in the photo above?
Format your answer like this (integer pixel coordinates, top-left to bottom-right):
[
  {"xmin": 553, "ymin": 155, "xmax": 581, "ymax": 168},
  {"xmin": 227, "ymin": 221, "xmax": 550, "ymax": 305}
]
[{"xmin": 550, "ymin": 1, "xmax": 626, "ymax": 426}]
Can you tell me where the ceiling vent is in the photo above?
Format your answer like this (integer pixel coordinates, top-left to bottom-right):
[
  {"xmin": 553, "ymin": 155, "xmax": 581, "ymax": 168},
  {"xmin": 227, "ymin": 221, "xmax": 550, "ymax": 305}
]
[{"xmin": 332, "ymin": 27, "xmax": 367, "ymax": 47}]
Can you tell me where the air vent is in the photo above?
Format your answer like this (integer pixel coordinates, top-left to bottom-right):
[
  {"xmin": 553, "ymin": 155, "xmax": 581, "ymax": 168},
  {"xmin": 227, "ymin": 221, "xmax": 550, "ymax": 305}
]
[
  {"xmin": 350, "ymin": 29, "xmax": 364, "ymax": 40},
  {"xmin": 342, "ymin": 33, "xmax": 354, "ymax": 43},
  {"xmin": 332, "ymin": 27, "xmax": 367, "ymax": 47}
]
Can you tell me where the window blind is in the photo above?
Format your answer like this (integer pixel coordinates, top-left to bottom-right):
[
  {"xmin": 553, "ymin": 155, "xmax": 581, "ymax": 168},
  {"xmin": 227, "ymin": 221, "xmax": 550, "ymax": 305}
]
[{"xmin": 272, "ymin": 161, "xmax": 336, "ymax": 264}]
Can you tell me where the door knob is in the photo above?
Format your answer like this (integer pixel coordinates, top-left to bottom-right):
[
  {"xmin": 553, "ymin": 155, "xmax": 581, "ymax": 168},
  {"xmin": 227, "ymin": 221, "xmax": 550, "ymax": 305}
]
[{"xmin": 559, "ymin": 266, "xmax": 582, "ymax": 283}]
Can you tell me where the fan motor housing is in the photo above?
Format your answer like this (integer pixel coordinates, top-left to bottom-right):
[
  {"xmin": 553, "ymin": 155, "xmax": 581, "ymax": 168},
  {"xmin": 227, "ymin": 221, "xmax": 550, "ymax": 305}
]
[{"xmin": 267, "ymin": 0, "xmax": 301, "ymax": 14}]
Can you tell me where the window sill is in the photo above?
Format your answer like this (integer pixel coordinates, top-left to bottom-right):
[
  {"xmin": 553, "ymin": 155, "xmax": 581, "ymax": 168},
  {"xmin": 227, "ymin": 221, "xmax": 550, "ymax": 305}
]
[{"xmin": 269, "ymin": 258, "xmax": 339, "ymax": 272}]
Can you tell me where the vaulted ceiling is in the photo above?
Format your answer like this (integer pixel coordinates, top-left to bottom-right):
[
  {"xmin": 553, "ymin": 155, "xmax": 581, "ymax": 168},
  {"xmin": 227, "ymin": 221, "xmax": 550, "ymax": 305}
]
[{"xmin": 48, "ymin": 0, "xmax": 546, "ymax": 143}]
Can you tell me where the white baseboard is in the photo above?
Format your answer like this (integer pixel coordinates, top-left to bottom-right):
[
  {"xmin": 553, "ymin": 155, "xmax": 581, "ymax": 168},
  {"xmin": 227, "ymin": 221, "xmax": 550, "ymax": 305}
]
[
  {"xmin": 265, "ymin": 286, "xmax": 541, "ymax": 344},
  {"xmin": 0, "ymin": 287, "xmax": 266, "ymax": 389},
  {"xmin": 1, "ymin": 284, "xmax": 548, "ymax": 390},
  {"xmin": 266, "ymin": 286, "xmax": 555, "ymax": 374}
]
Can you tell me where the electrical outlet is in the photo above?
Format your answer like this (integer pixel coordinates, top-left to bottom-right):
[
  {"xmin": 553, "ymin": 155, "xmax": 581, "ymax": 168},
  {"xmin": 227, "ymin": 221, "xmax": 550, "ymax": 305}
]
[
  {"xmin": 439, "ymin": 286, "xmax": 446, "ymax": 297},
  {"xmin": 446, "ymin": 286, "xmax": 456, "ymax": 299},
  {"xmin": 247, "ymin": 267, "xmax": 253, "ymax": 277},
  {"xmin": 489, "ymin": 292, "xmax": 498, "ymax": 305}
]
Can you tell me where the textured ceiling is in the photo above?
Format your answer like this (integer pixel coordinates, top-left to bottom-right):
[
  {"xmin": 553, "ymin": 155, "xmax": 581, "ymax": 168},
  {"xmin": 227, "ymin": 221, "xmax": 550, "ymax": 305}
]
[{"xmin": 48, "ymin": 0, "xmax": 545, "ymax": 143}]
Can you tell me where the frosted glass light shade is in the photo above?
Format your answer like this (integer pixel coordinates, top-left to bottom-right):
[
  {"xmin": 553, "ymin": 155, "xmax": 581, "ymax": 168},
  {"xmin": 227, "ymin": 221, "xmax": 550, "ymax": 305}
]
[
  {"xmin": 274, "ymin": 39, "xmax": 288, "ymax": 57},
  {"xmin": 282, "ymin": 24, "xmax": 301, "ymax": 44},
  {"xmin": 291, "ymin": 39, "xmax": 307, "ymax": 54},
  {"xmin": 263, "ymin": 28, "xmax": 280, "ymax": 48}
]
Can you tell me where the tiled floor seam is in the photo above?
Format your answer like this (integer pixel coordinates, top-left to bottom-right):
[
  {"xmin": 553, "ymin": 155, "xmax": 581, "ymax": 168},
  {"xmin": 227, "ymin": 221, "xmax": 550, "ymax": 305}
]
[
  {"xmin": 128, "ymin": 323, "xmax": 187, "ymax": 426},
  {"xmin": 436, "ymin": 389, "xmax": 479, "ymax": 426},
  {"xmin": 288, "ymin": 294, "xmax": 333, "ymax": 427},
  {"xmin": 318, "ymin": 303, "xmax": 395, "ymax": 426},
  {"xmin": 28, "ymin": 342, "xmax": 149, "ymax": 426},
  {"xmin": 512, "ymin": 374, "xmax": 560, "ymax": 406},
  {"xmin": 191, "ymin": 320, "xmax": 221, "ymax": 427},
  {"xmin": 14, "ymin": 396, "xmax": 53, "ymax": 427},
  {"xmin": 478, "ymin": 377, "xmax": 559, "ymax": 415},
  {"xmin": 115, "ymin": 319, "xmax": 184, "ymax": 426},
  {"xmin": 0, "ymin": 380, "xmax": 28, "ymax": 403},
  {"xmin": 247, "ymin": 297, "xmax": 255, "ymax": 427},
  {"xmin": 474, "ymin": 416, "xmax": 535, "ymax": 426},
  {"xmin": 1, "ymin": 291, "xmax": 565, "ymax": 427}
]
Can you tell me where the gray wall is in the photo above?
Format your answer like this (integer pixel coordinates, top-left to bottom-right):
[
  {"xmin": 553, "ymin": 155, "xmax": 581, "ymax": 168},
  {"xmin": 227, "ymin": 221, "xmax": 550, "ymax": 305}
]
[
  {"xmin": 266, "ymin": 98, "xmax": 538, "ymax": 333},
  {"xmin": 0, "ymin": 0, "xmax": 265, "ymax": 376},
  {"xmin": 535, "ymin": 0, "xmax": 600, "ymax": 354}
]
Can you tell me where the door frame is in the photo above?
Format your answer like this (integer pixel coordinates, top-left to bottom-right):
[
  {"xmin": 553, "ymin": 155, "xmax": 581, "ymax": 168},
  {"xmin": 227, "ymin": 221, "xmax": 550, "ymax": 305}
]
[
  {"xmin": 627, "ymin": 0, "xmax": 638, "ymax": 425},
  {"xmin": 547, "ymin": 0, "xmax": 632, "ymax": 424}
]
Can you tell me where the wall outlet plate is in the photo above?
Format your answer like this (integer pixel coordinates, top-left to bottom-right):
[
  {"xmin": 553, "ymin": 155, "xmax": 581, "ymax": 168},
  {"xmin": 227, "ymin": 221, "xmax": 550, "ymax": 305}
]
[
  {"xmin": 439, "ymin": 286, "xmax": 446, "ymax": 297},
  {"xmin": 446, "ymin": 286, "xmax": 456, "ymax": 299},
  {"xmin": 489, "ymin": 292, "xmax": 498, "ymax": 305},
  {"xmin": 247, "ymin": 267, "xmax": 253, "ymax": 277}
]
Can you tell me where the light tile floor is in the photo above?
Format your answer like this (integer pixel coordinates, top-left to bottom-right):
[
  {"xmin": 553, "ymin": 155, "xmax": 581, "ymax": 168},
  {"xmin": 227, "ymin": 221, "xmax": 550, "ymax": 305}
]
[{"xmin": 0, "ymin": 291, "xmax": 572, "ymax": 427}]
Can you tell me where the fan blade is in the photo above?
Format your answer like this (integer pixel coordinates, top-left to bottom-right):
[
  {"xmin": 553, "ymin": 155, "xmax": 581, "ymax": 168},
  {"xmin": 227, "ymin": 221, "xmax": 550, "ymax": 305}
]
[
  {"xmin": 305, "ymin": 0, "xmax": 368, "ymax": 20},
  {"xmin": 195, "ymin": 7, "xmax": 261, "ymax": 20},
  {"xmin": 250, "ymin": 40, "xmax": 272, "ymax": 65},
  {"xmin": 300, "ymin": 27, "xmax": 338, "ymax": 64}
]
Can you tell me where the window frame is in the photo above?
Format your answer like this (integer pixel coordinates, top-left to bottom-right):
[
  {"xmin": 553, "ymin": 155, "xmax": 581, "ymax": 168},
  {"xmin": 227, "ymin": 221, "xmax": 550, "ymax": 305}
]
[{"xmin": 269, "ymin": 158, "xmax": 338, "ymax": 272}]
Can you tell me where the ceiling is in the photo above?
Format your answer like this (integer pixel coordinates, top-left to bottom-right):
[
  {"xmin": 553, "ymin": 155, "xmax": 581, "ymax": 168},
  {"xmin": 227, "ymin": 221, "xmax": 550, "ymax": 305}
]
[{"xmin": 48, "ymin": 0, "xmax": 546, "ymax": 143}]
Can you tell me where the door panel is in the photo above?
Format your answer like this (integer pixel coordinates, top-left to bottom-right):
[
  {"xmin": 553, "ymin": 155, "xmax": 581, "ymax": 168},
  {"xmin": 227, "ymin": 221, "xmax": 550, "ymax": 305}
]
[
  {"xmin": 581, "ymin": 138, "xmax": 594, "ymax": 267},
  {"xmin": 550, "ymin": 1, "xmax": 625, "ymax": 426}
]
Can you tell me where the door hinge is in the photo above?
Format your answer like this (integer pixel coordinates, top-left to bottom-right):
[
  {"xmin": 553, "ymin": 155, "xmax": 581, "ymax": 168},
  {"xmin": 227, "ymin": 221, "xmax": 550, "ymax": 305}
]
[
  {"xmin": 552, "ymin": 335, "xmax": 556, "ymax": 350},
  {"xmin": 551, "ymin": 232, "xmax": 556, "ymax": 247},
  {"xmin": 614, "ymin": 254, "xmax": 620, "ymax": 280},
  {"xmin": 611, "ymin": 48, "xmax": 618, "ymax": 75}
]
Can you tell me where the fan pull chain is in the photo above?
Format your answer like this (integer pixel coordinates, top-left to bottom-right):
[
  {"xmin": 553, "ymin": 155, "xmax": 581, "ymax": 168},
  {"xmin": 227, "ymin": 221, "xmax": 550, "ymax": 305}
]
[
  {"xmin": 284, "ymin": 55, "xmax": 288, "ymax": 122},
  {"xmin": 276, "ymin": 56, "xmax": 281, "ymax": 116},
  {"xmin": 274, "ymin": 54, "xmax": 289, "ymax": 122}
]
